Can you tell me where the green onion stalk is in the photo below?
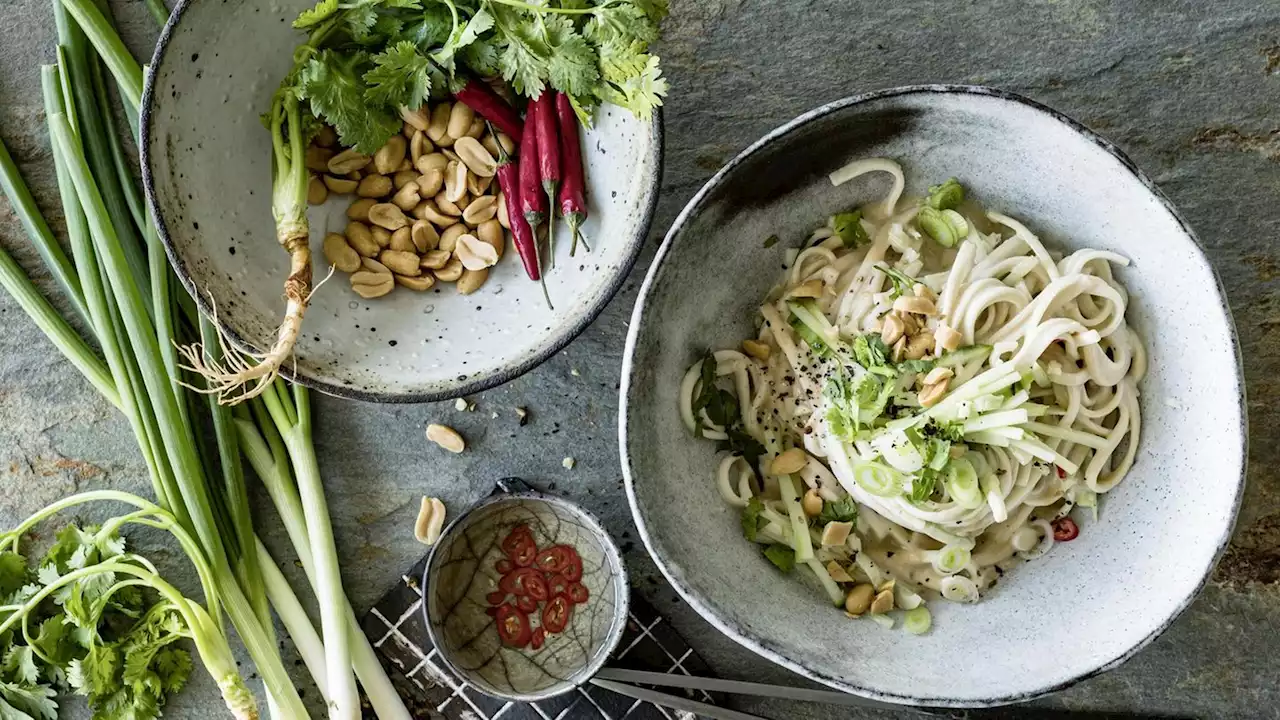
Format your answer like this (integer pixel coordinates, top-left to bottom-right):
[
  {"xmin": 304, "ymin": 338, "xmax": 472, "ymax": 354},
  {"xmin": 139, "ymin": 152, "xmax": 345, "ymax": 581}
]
[
  {"xmin": 0, "ymin": 1, "xmax": 413, "ymax": 717},
  {"xmin": 0, "ymin": 492, "xmax": 258, "ymax": 719}
]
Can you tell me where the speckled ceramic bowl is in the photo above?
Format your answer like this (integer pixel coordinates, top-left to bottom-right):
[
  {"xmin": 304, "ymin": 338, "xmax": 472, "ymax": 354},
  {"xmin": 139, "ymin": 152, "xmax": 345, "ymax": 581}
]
[
  {"xmin": 140, "ymin": 0, "xmax": 661, "ymax": 402},
  {"xmin": 621, "ymin": 86, "xmax": 1246, "ymax": 706},
  {"xmin": 423, "ymin": 484, "xmax": 628, "ymax": 701}
]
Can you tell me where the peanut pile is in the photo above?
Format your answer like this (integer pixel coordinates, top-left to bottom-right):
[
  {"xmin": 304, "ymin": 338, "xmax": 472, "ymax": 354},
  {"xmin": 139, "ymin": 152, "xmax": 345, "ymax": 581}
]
[{"xmin": 305, "ymin": 101, "xmax": 517, "ymax": 299}]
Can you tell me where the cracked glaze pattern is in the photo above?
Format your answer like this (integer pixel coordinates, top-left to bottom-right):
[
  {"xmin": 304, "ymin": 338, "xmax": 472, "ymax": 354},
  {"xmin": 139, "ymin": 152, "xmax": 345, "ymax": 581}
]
[{"xmin": 425, "ymin": 494, "xmax": 627, "ymax": 700}]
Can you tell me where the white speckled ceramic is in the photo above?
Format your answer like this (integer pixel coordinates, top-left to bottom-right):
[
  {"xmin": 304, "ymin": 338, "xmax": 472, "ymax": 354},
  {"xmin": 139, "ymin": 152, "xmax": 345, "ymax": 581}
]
[
  {"xmin": 423, "ymin": 481, "xmax": 628, "ymax": 701},
  {"xmin": 140, "ymin": 0, "xmax": 661, "ymax": 402},
  {"xmin": 620, "ymin": 86, "xmax": 1246, "ymax": 707}
]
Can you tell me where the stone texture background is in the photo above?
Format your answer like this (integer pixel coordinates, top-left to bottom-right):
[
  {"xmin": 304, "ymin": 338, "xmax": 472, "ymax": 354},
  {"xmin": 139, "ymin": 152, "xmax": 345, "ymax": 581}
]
[{"xmin": 1, "ymin": 0, "xmax": 1278, "ymax": 717}]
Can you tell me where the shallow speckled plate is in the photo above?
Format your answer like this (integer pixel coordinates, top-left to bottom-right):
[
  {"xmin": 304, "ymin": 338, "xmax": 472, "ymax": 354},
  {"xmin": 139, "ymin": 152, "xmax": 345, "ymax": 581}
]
[
  {"xmin": 424, "ymin": 490, "xmax": 628, "ymax": 701},
  {"xmin": 620, "ymin": 86, "xmax": 1246, "ymax": 706},
  {"xmin": 140, "ymin": 0, "xmax": 661, "ymax": 402}
]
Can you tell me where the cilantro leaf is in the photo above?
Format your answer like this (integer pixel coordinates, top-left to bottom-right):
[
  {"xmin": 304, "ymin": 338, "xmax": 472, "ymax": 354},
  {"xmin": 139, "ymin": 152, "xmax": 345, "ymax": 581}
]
[
  {"xmin": 401, "ymin": 5, "xmax": 455, "ymax": 48},
  {"xmin": 0, "ymin": 553, "xmax": 29, "ymax": 600},
  {"xmin": 461, "ymin": 40, "xmax": 501, "ymax": 77},
  {"xmin": 741, "ymin": 497, "xmax": 765, "ymax": 542},
  {"xmin": 1, "ymin": 648, "xmax": 38, "ymax": 687},
  {"xmin": 597, "ymin": 55, "xmax": 666, "ymax": 119},
  {"xmin": 832, "ymin": 210, "xmax": 869, "ymax": 248},
  {"xmin": 852, "ymin": 334, "xmax": 891, "ymax": 370},
  {"xmin": 763, "ymin": 544, "xmax": 796, "ymax": 573},
  {"xmin": 718, "ymin": 428, "xmax": 766, "ymax": 479},
  {"xmin": 908, "ymin": 468, "xmax": 939, "ymax": 503},
  {"xmin": 293, "ymin": 0, "xmax": 338, "ymax": 29},
  {"xmin": 497, "ymin": 19, "xmax": 551, "ymax": 98},
  {"xmin": 344, "ymin": 5, "xmax": 379, "ymax": 41},
  {"xmin": 362, "ymin": 41, "xmax": 434, "ymax": 109},
  {"xmin": 299, "ymin": 50, "xmax": 403, "ymax": 153},
  {"xmin": 547, "ymin": 31, "xmax": 600, "ymax": 97},
  {"xmin": 0, "ymin": 681, "xmax": 57, "ymax": 720},
  {"xmin": 431, "ymin": 7, "xmax": 494, "ymax": 72},
  {"xmin": 818, "ymin": 496, "xmax": 858, "ymax": 525},
  {"xmin": 876, "ymin": 264, "xmax": 917, "ymax": 299}
]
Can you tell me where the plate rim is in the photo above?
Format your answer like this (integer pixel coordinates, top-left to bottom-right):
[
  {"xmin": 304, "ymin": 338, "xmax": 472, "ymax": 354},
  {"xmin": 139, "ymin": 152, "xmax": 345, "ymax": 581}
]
[
  {"xmin": 139, "ymin": 0, "xmax": 665, "ymax": 404},
  {"xmin": 618, "ymin": 83, "xmax": 1248, "ymax": 707}
]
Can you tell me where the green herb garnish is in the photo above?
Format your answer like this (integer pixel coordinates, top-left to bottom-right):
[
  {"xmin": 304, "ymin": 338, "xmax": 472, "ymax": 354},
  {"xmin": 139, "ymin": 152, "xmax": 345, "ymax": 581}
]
[
  {"xmin": 831, "ymin": 210, "xmax": 869, "ymax": 248},
  {"xmin": 817, "ymin": 495, "xmax": 858, "ymax": 525},
  {"xmin": 741, "ymin": 497, "xmax": 765, "ymax": 542},
  {"xmin": 763, "ymin": 544, "xmax": 796, "ymax": 573},
  {"xmin": 763, "ymin": 234, "xmax": 779, "ymax": 249},
  {"xmin": 876, "ymin": 264, "xmax": 918, "ymax": 299},
  {"xmin": 927, "ymin": 177, "xmax": 965, "ymax": 210}
]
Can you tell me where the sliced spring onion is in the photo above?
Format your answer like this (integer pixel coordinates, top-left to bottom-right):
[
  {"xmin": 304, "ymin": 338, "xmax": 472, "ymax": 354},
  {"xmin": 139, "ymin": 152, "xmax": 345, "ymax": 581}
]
[
  {"xmin": 931, "ymin": 544, "xmax": 971, "ymax": 575},
  {"xmin": 940, "ymin": 575, "xmax": 980, "ymax": 603},
  {"xmin": 853, "ymin": 461, "xmax": 903, "ymax": 498},
  {"xmin": 871, "ymin": 431, "xmax": 923, "ymax": 473},
  {"xmin": 778, "ymin": 475, "xmax": 814, "ymax": 562},
  {"xmin": 945, "ymin": 457, "xmax": 983, "ymax": 509},
  {"xmin": 868, "ymin": 613, "xmax": 895, "ymax": 629},
  {"xmin": 903, "ymin": 606, "xmax": 932, "ymax": 635}
]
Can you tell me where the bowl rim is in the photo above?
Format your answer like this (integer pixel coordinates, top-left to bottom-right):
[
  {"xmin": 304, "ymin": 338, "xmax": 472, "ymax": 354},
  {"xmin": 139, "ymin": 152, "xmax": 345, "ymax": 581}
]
[
  {"xmin": 139, "ymin": 0, "xmax": 665, "ymax": 404},
  {"xmin": 618, "ymin": 83, "xmax": 1247, "ymax": 707},
  {"xmin": 420, "ymin": 490, "xmax": 631, "ymax": 702}
]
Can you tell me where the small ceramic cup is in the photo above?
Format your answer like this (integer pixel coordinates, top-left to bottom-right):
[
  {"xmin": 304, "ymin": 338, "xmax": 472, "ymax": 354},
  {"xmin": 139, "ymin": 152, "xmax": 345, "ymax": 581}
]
[{"xmin": 422, "ymin": 479, "xmax": 629, "ymax": 701}]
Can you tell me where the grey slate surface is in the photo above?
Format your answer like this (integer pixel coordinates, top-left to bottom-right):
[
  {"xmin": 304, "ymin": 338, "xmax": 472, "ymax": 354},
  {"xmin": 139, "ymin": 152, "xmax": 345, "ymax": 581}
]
[{"xmin": 1, "ymin": 0, "xmax": 1279, "ymax": 718}]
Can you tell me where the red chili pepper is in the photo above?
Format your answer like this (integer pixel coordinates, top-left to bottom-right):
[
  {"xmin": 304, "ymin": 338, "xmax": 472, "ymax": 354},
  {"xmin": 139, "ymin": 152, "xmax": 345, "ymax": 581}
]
[
  {"xmin": 518, "ymin": 114, "xmax": 547, "ymax": 226},
  {"xmin": 542, "ymin": 594, "xmax": 572, "ymax": 634},
  {"xmin": 495, "ymin": 558, "xmax": 513, "ymax": 574},
  {"xmin": 1055, "ymin": 466, "xmax": 1066, "ymax": 479},
  {"xmin": 496, "ymin": 604, "xmax": 533, "ymax": 647},
  {"xmin": 534, "ymin": 545, "xmax": 574, "ymax": 575},
  {"xmin": 567, "ymin": 582, "xmax": 589, "ymax": 604},
  {"xmin": 544, "ymin": 572, "xmax": 570, "ymax": 597},
  {"xmin": 486, "ymin": 591, "xmax": 507, "ymax": 606},
  {"xmin": 529, "ymin": 92, "xmax": 561, "ymax": 262},
  {"xmin": 489, "ymin": 122, "xmax": 550, "ymax": 305},
  {"xmin": 530, "ymin": 627, "xmax": 546, "ymax": 650},
  {"xmin": 517, "ymin": 594, "xmax": 538, "ymax": 613},
  {"xmin": 501, "ymin": 525, "xmax": 534, "ymax": 556},
  {"xmin": 453, "ymin": 79, "xmax": 524, "ymax": 140},
  {"xmin": 500, "ymin": 567, "xmax": 548, "ymax": 597},
  {"xmin": 554, "ymin": 91, "xmax": 589, "ymax": 256},
  {"xmin": 1052, "ymin": 516, "xmax": 1079, "ymax": 542},
  {"xmin": 562, "ymin": 553, "xmax": 583, "ymax": 583}
]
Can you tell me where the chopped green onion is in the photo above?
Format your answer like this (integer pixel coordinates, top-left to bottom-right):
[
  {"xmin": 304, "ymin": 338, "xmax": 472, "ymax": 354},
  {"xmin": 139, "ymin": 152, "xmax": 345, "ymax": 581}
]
[
  {"xmin": 763, "ymin": 234, "xmax": 779, "ymax": 248},
  {"xmin": 927, "ymin": 177, "xmax": 965, "ymax": 210},
  {"xmin": 778, "ymin": 475, "xmax": 815, "ymax": 562},
  {"xmin": 942, "ymin": 209, "xmax": 969, "ymax": 236},
  {"xmin": 903, "ymin": 606, "xmax": 932, "ymax": 635},
  {"xmin": 854, "ymin": 461, "xmax": 903, "ymax": 497},
  {"xmin": 945, "ymin": 457, "xmax": 983, "ymax": 509},
  {"xmin": 917, "ymin": 206, "xmax": 960, "ymax": 247},
  {"xmin": 932, "ymin": 544, "xmax": 971, "ymax": 575},
  {"xmin": 763, "ymin": 544, "xmax": 796, "ymax": 573}
]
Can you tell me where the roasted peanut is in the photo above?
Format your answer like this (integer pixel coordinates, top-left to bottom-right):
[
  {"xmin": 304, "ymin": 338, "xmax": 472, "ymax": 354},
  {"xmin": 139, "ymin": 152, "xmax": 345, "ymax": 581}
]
[
  {"xmin": 396, "ymin": 274, "xmax": 435, "ymax": 291},
  {"xmin": 414, "ymin": 497, "xmax": 447, "ymax": 543},
  {"xmin": 412, "ymin": 200, "xmax": 456, "ymax": 228},
  {"xmin": 433, "ymin": 257, "xmax": 464, "ymax": 282},
  {"xmin": 443, "ymin": 160, "xmax": 468, "ymax": 204},
  {"xmin": 466, "ymin": 171, "xmax": 493, "ymax": 197},
  {"xmin": 361, "ymin": 256, "xmax": 392, "ymax": 275},
  {"xmin": 322, "ymin": 233, "xmax": 360, "ymax": 272},
  {"xmin": 439, "ymin": 223, "xmax": 466, "ymax": 253},
  {"xmin": 427, "ymin": 103, "xmax": 452, "ymax": 145},
  {"xmin": 741, "ymin": 339, "xmax": 771, "ymax": 360},
  {"xmin": 314, "ymin": 125, "xmax": 338, "ymax": 148},
  {"xmin": 305, "ymin": 146, "xmax": 333, "ymax": 172},
  {"xmin": 344, "ymin": 222, "xmax": 379, "ymax": 257},
  {"xmin": 893, "ymin": 295, "xmax": 937, "ymax": 316},
  {"xmin": 411, "ymin": 220, "xmax": 440, "ymax": 252},
  {"xmin": 457, "ymin": 268, "xmax": 488, "ymax": 294},
  {"xmin": 368, "ymin": 203, "xmax": 410, "ymax": 230},
  {"xmin": 400, "ymin": 105, "xmax": 430, "ymax": 132},
  {"xmin": 845, "ymin": 584, "xmax": 875, "ymax": 616},
  {"xmin": 393, "ymin": 170, "xmax": 419, "ymax": 190},
  {"xmin": 426, "ymin": 423, "xmax": 465, "ymax": 453},
  {"xmin": 435, "ymin": 192, "xmax": 463, "ymax": 217},
  {"xmin": 881, "ymin": 313, "xmax": 906, "ymax": 346},
  {"xmin": 379, "ymin": 249, "xmax": 421, "ymax": 276},
  {"xmin": 466, "ymin": 117, "xmax": 485, "ymax": 139},
  {"xmin": 347, "ymin": 198, "xmax": 376, "ymax": 222},
  {"xmin": 373, "ymin": 135, "xmax": 407, "ymax": 175},
  {"xmin": 323, "ymin": 175, "xmax": 358, "ymax": 194},
  {"xmin": 496, "ymin": 191, "xmax": 510, "ymax": 229},
  {"xmin": 371, "ymin": 226, "xmax": 392, "ymax": 249},
  {"xmin": 476, "ymin": 220, "xmax": 504, "ymax": 260},
  {"xmin": 420, "ymin": 250, "xmax": 451, "ymax": 270},
  {"xmin": 410, "ymin": 130, "xmax": 433, "ymax": 164},
  {"xmin": 446, "ymin": 102, "xmax": 475, "ymax": 141},
  {"xmin": 455, "ymin": 234, "xmax": 499, "ymax": 270},
  {"xmin": 328, "ymin": 148, "xmax": 370, "ymax": 175},
  {"xmin": 307, "ymin": 176, "xmax": 328, "ymax": 205},
  {"xmin": 356, "ymin": 174, "xmax": 393, "ymax": 198},
  {"xmin": 350, "ymin": 271, "xmax": 394, "ymax": 298},
  {"xmin": 415, "ymin": 152, "xmax": 449, "ymax": 175},
  {"xmin": 801, "ymin": 489, "xmax": 824, "ymax": 517},
  {"xmin": 462, "ymin": 195, "xmax": 497, "ymax": 226},
  {"xmin": 453, "ymin": 136, "xmax": 496, "ymax": 178},
  {"xmin": 389, "ymin": 226, "xmax": 415, "ymax": 253},
  {"xmin": 904, "ymin": 331, "xmax": 935, "ymax": 360},
  {"xmin": 416, "ymin": 168, "xmax": 445, "ymax": 198},
  {"xmin": 770, "ymin": 448, "xmax": 807, "ymax": 475},
  {"xmin": 392, "ymin": 181, "xmax": 421, "ymax": 212}
]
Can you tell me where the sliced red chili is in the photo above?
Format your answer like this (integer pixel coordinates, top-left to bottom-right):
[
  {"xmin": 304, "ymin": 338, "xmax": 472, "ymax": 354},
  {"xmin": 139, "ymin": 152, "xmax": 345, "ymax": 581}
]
[
  {"xmin": 496, "ymin": 604, "xmax": 532, "ymax": 648},
  {"xmin": 485, "ymin": 591, "xmax": 507, "ymax": 606},
  {"xmin": 499, "ymin": 567, "xmax": 548, "ymax": 599},
  {"xmin": 501, "ymin": 525, "xmax": 534, "ymax": 556},
  {"xmin": 517, "ymin": 594, "xmax": 538, "ymax": 613},
  {"xmin": 562, "ymin": 552, "xmax": 583, "ymax": 583},
  {"xmin": 495, "ymin": 558, "xmax": 514, "ymax": 574},
  {"xmin": 1052, "ymin": 516, "xmax": 1079, "ymax": 542},
  {"xmin": 485, "ymin": 606, "xmax": 499, "ymax": 618},
  {"xmin": 535, "ymin": 545, "xmax": 573, "ymax": 574},
  {"xmin": 567, "ymin": 582, "xmax": 589, "ymax": 604},
  {"xmin": 544, "ymin": 572, "xmax": 570, "ymax": 597},
  {"xmin": 511, "ymin": 542, "xmax": 537, "ymax": 568},
  {"xmin": 1055, "ymin": 465, "xmax": 1066, "ymax": 479},
  {"xmin": 542, "ymin": 594, "xmax": 573, "ymax": 634},
  {"xmin": 531, "ymin": 627, "xmax": 546, "ymax": 650}
]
